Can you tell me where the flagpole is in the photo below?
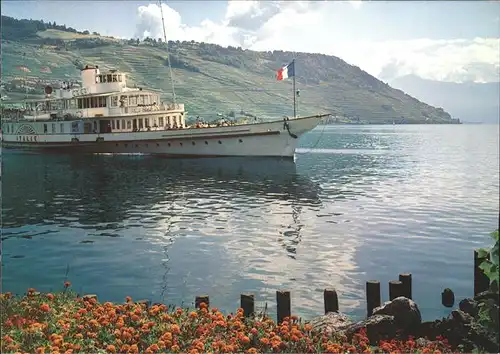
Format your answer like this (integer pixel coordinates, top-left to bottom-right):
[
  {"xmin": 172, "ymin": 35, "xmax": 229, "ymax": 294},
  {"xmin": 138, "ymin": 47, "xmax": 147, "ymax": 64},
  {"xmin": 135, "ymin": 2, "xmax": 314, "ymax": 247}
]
[{"xmin": 292, "ymin": 59, "xmax": 296, "ymax": 118}]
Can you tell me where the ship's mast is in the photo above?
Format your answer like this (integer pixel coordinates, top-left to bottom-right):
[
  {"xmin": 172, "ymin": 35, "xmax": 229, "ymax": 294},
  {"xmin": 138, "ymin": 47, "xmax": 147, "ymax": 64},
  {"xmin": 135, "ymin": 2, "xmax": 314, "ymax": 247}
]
[{"xmin": 158, "ymin": 0, "xmax": 177, "ymax": 105}]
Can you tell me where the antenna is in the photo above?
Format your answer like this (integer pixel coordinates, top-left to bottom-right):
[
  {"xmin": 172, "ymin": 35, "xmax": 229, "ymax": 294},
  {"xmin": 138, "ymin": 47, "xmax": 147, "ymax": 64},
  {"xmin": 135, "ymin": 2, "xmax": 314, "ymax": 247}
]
[{"xmin": 158, "ymin": 0, "xmax": 177, "ymax": 105}]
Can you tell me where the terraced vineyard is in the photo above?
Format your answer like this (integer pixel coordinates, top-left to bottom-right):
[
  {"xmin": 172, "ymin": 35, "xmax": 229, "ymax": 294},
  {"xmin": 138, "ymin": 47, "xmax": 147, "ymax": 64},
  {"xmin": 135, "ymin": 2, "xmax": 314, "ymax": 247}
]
[{"xmin": 1, "ymin": 16, "xmax": 458, "ymax": 124}]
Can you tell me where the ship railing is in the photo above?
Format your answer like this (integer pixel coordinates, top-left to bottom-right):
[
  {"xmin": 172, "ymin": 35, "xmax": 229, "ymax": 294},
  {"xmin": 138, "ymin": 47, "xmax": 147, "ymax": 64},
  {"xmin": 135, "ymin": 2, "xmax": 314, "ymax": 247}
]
[{"xmin": 122, "ymin": 103, "xmax": 184, "ymax": 114}]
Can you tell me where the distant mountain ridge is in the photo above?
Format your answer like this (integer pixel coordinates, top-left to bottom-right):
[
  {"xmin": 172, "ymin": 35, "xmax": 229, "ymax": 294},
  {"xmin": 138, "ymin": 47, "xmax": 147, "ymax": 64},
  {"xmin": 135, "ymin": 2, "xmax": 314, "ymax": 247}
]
[
  {"xmin": 0, "ymin": 15, "xmax": 459, "ymax": 124},
  {"xmin": 390, "ymin": 75, "xmax": 499, "ymax": 124}
]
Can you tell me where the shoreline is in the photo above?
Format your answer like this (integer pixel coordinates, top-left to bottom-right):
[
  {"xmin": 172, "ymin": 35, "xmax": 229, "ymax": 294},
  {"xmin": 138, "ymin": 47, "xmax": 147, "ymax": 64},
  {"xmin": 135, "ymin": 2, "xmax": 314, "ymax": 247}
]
[{"xmin": 1, "ymin": 283, "xmax": 498, "ymax": 354}]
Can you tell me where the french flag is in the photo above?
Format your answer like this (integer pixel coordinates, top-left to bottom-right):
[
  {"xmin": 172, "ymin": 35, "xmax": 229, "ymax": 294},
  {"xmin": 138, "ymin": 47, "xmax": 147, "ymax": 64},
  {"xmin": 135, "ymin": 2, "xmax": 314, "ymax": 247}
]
[{"xmin": 276, "ymin": 60, "xmax": 295, "ymax": 81}]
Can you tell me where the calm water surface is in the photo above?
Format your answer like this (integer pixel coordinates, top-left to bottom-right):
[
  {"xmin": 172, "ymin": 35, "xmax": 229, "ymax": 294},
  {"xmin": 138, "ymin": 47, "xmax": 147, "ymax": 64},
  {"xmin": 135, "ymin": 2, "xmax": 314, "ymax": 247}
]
[{"xmin": 2, "ymin": 124, "xmax": 499, "ymax": 321}]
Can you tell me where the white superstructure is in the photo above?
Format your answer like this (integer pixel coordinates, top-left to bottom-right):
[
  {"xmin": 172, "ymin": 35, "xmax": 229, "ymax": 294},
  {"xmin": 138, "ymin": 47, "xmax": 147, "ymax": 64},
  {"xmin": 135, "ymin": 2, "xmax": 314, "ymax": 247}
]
[{"xmin": 0, "ymin": 64, "xmax": 327, "ymax": 157}]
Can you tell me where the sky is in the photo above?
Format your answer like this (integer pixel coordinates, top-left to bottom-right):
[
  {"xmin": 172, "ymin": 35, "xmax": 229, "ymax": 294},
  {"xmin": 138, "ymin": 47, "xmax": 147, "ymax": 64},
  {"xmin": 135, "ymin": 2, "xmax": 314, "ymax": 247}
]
[{"xmin": 2, "ymin": 0, "xmax": 500, "ymax": 84}]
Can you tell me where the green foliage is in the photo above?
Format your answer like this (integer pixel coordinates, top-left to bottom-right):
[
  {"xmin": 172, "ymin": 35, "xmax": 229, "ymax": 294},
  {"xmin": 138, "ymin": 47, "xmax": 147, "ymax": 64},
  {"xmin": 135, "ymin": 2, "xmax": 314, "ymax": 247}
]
[
  {"xmin": 476, "ymin": 230, "xmax": 499, "ymax": 335},
  {"xmin": 478, "ymin": 230, "xmax": 499, "ymax": 291}
]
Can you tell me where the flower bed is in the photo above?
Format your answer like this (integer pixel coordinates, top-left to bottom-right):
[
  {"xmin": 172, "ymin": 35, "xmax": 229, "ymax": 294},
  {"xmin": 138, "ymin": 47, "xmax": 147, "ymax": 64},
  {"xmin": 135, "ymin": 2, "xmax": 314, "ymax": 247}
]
[{"xmin": 1, "ymin": 283, "xmax": 456, "ymax": 353}]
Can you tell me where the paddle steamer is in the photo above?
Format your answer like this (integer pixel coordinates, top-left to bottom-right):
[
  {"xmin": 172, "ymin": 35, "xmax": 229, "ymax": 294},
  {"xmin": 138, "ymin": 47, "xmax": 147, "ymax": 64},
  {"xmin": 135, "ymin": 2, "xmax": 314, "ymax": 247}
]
[{"xmin": 0, "ymin": 64, "xmax": 327, "ymax": 157}]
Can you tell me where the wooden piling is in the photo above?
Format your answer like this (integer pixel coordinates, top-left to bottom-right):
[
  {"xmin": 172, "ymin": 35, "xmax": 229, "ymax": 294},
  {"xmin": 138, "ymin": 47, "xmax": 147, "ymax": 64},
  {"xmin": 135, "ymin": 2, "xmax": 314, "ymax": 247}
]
[
  {"xmin": 389, "ymin": 280, "xmax": 404, "ymax": 300},
  {"xmin": 441, "ymin": 288, "xmax": 455, "ymax": 307},
  {"xmin": 323, "ymin": 289, "xmax": 339, "ymax": 314},
  {"xmin": 195, "ymin": 295, "xmax": 209, "ymax": 309},
  {"xmin": 366, "ymin": 280, "xmax": 381, "ymax": 316},
  {"xmin": 240, "ymin": 294, "xmax": 255, "ymax": 317},
  {"xmin": 474, "ymin": 249, "xmax": 490, "ymax": 296},
  {"xmin": 276, "ymin": 290, "xmax": 291, "ymax": 324},
  {"xmin": 399, "ymin": 273, "xmax": 412, "ymax": 299}
]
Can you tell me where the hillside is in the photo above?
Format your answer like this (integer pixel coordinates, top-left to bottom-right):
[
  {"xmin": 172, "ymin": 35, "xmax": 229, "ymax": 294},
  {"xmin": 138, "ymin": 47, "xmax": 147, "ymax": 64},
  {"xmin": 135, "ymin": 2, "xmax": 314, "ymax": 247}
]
[
  {"xmin": 0, "ymin": 15, "xmax": 458, "ymax": 124},
  {"xmin": 390, "ymin": 75, "xmax": 499, "ymax": 124}
]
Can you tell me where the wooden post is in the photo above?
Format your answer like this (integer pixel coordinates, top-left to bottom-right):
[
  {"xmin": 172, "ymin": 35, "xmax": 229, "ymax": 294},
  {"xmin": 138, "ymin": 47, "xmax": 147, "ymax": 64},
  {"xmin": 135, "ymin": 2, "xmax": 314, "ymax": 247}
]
[
  {"xmin": 474, "ymin": 250, "xmax": 490, "ymax": 296},
  {"xmin": 441, "ymin": 288, "xmax": 455, "ymax": 307},
  {"xmin": 195, "ymin": 295, "xmax": 209, "ymax": 309},
  {"xmin": 399, "ymin": 273, "xmax": 412, "ymax": 299},
  {"xmin": 389, "ymin": 280, "xmax": 404, "ymax": 300},
  {"xmin": 240, "ymin": 294, "xmax": 255, "ymax": 317},
  {"xmin": 323, "ymin": 289, "xmax": 339, "ymax": 314},
  {"xmin": 276, "ymin": 290, "xmax": 291, "ymax": 324},
  {"xmin": 366, "ymin": 280, "xmax": 381, "ymax": 317}
]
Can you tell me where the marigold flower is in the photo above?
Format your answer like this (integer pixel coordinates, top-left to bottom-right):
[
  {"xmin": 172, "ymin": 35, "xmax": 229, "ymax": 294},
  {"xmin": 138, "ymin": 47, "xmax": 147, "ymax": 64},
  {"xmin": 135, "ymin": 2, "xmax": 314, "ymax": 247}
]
[
  {"xmin": 171, "ymin": 345, "xmax": 180, "ymax": 352},
  {"xmin": 46, "ymin": 293, "xmax": 55, "ymax": 300},
  {"xmin": 39, "ymin": 303, "xmax": 51, "ymax": 312}
]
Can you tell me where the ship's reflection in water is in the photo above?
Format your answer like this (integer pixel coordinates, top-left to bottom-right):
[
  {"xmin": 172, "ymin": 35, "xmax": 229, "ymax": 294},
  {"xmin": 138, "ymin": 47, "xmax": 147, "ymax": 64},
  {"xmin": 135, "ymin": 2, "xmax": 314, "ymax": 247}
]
[{"xmin": 4, "ymin": 152, "xmax": 363, "ymax": 319}]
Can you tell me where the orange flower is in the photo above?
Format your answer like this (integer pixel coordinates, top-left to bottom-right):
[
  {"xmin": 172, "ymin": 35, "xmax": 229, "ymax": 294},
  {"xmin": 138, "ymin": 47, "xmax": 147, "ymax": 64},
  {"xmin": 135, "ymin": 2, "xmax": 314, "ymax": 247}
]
[
  {"xmin": 260, "ymin": 338, "xmax": 270, "ymax": 345},
  {"xmin": 304, "ymin": 324, "xmax": 312, "ymax": 331},
  {"xmin": 189, "ymin": 311, "xmax": 198, "ymax": 319},
  {"xmin": 64, "ymin": 281, "xmax": 71, "ymax": 288},
  {"xmin": 47, "ymin": 293, "xmax": 55, "ymax": 301},
  {"xmin": 39, "ymin": 303, "xmax": 51, "ymax": 312},
  {"xmin": 35, "ymin": 347, "xmax": 45, "ymax": 354},
  {"xmin": 171, "ymin": 345, "xmax": 180, "ymax": 352},
  {"xmin": 106, "ymin": 345, "xmax": 116, "ymax": 353}
]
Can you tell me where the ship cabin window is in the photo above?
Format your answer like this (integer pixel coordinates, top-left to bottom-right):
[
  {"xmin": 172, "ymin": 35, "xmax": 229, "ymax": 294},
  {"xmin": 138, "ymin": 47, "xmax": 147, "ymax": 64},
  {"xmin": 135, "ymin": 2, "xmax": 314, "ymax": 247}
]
[
  {"xmin": 138, "ymin": 119, "xmax": 144, "ymax": 129},
  {"xmin": 51, "ymin": 123, "xmax": 56, "ymax": 133},
  {"xmin": 159, "ymin": 117, "xmax": 164, "ymax": 127},
  {"xmin": 93, "ymin": 121, "xmax": 98, "ymax": 132},
  {"xmin": 144, "ymin": 95, "xmax": 150, "ymax": 105},
  {"xmin": 145, "ymin": 118, "xmax": 149, "ymax": 128},
  {"xmin": 153, "ymin": 117, "xmax": 157, "ymax": 127},
  {"xmin": 44, "ymin": 124, "xmax": 48, "ymax": 133},
  {"xmin": 116, "ymin": 120, "xmax": 121, "ymax": 129},
  {"xmin": 118, "ymin": 75, "xmax": 122, "ymax": 82},
  {"xmin": 77, "ymin": 97, "xmax": 106, "ymax": 109},
  {"xmin": 60, "ymin": 123, "xmax": 64, "ymax": 133},
  {"xmin": 111, "ymin": 96, "xmax": 118, "ymax": 107},
  {"xmin": 130, "ymin": 95, "xmax": 137, "ymax": 106},
  {"xmin": 69, "ymin": 99, "xmax": 77, "ymax": 109},
  {"xmin": 112, "ymin": 120, "xmax": 115, "ymax": 129},
  {"xmin": 127, "ymin": 120, "xmax": 132, "ymax": 130},
  {"xmin": 138, "ymin": 95, "xmax": 144, "ymax": 105}
]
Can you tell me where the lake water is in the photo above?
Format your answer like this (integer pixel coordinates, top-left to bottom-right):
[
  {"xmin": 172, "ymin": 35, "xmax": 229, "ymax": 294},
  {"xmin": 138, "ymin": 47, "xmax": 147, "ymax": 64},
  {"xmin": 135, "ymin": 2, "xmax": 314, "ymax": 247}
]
[{"xmin": 1, "ymin": 124, "xmax": 499, "ymax": 321}]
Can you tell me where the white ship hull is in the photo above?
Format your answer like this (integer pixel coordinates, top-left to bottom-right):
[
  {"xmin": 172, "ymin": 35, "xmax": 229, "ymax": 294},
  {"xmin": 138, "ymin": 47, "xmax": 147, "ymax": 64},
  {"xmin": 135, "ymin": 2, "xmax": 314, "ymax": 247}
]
[{"xmin": 1, "ymin": 115, "xmax": 325, "ymax": 158}]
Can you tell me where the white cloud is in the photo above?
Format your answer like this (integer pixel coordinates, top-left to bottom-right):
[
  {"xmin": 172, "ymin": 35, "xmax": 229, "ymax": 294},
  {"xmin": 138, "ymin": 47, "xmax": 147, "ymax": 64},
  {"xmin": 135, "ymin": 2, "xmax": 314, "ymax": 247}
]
[{"xmin": 134, "ymin": 1, "xmax": 500, "ymax": 83}]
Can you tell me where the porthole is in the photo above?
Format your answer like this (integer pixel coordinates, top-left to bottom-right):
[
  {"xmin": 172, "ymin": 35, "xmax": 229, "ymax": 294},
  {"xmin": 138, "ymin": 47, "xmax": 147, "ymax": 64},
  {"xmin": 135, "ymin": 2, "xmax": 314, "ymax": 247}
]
[
  {"xmin": 168, "ymin": 143, "xmax": 171, "ymax": 147},
  {"xmin": 192, "ymin": 141, "xmax": 195, "ymax": 145},
  {"xmin": 156, "ymin": 143, "xmax": 160, "ymax": 147},
  {"xmin": 239, "ymin": 139, "xmax": 243, "ymax": 143},
  {"xmin": 135, "ymin": 144, "xmax": 138, "ymax": 147},
  {"xmin": 205, "ymin": 141, "xmax": 208, "ymax": 145},
  {"xmin": 218, "ymin": 140, "xmax": 222, "ymax": 144},
  {"xmin": 180, "ymin": 142, "xmax": 183, "ymax": 146}
]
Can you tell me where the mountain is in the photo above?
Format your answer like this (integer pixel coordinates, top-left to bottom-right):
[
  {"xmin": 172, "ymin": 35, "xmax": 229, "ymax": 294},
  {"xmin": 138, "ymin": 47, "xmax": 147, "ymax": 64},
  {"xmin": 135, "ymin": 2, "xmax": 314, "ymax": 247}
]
[
  {"xmin": 0, "ymin": 15, "xmax": 458, "ymax": 124},
  {"xmin": 390, "ymin": 75, "xmax": 499, "ymax": 124}
]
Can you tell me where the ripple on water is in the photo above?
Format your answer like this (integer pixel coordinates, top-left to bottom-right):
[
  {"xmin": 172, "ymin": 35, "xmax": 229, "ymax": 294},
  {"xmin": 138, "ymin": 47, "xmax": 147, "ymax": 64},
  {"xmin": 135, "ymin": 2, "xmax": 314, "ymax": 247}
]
[{"xmin": 1, "ymin": 125, "xmax": 499, "ymax": 321}]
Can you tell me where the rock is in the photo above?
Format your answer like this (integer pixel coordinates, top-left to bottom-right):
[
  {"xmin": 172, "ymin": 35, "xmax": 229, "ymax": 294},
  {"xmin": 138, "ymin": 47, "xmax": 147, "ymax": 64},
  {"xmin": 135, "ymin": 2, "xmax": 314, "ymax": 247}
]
[
  {"xmin": 474, "ymin": 290, "xmax": 499, "ymax": 305},
  {"xmin": 451, "ymin": 309, "xmax": 473, "ymax": 325},
  {"xmin": 308, "ymin": 312, "xmax": 352, "ymax": 335},
  {"xmin": 459, "ymin": 298, "xmax": 479, "ymax": 317},
  {"xmin": 344, "ymin": 314, "xmax": 397, "ymax": 345},
  {"xmin": 372, "ymin": 296, "xmax": 422, "ymax": 334}
]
